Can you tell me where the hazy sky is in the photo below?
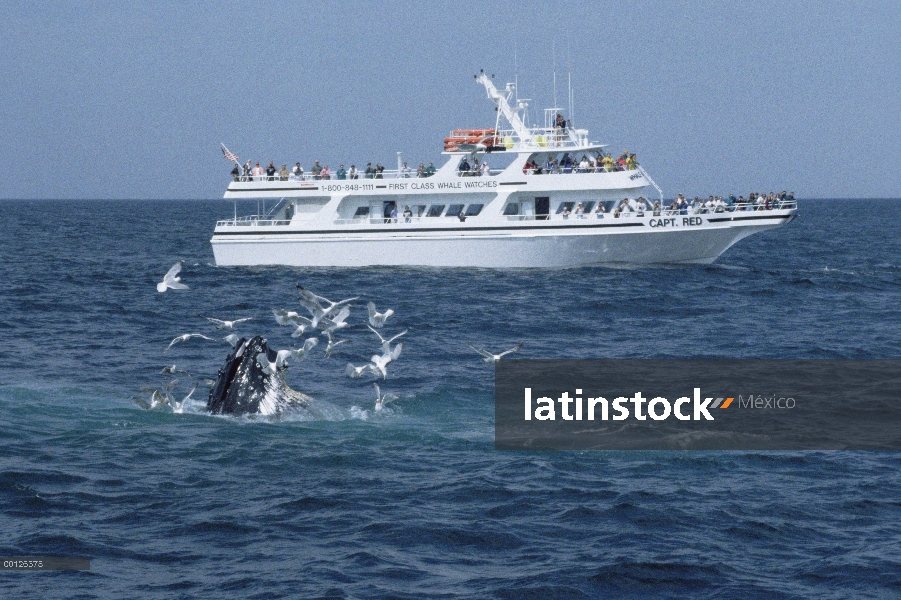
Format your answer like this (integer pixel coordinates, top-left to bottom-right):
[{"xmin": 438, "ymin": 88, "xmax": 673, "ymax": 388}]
[{"xmin": 2, "ymin": 1, "xmax": 898, "ymax": 199}]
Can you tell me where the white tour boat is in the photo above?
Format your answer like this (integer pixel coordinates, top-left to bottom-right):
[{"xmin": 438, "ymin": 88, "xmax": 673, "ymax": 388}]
[{"xmin": 212, "ymin": 72, "xmax": 797, "ymax": 268}]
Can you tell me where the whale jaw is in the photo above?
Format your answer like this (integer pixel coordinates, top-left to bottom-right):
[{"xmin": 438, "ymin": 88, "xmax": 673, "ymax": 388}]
[{"xmin": 207, "ymin": 336, "xmax": 310, "ymax": 416}]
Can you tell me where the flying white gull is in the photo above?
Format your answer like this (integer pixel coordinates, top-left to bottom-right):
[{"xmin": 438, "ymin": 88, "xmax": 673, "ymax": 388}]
[
  {"xmin": 274, "ymin": 309, "xmax": 316, "ymax": 337},
  {"xmin": 222, "ymin": 334, "xmax": 241, "ymax": 348},
  {"xmin": 467, "ymin": 342, "xmax": 524, "ymax": 364},
  {"xmin": 374, "ymin": 383, "xmax": 400, "ymax": 411},
  {"xmin": 157, "ymin": 261, "xmax": 189, "ymax": 293},
  {"xmin": 367, "ymin": 325, "xmax": 408, "ymax": 354},
  {"xmin": 133, "ymin": 379, "xmax": 179, "ymax": 409},
  {"xmin": 345, "ymin": 362, "xmax": 378, "ymax": 378},
  {"xmin": 273, "ymin": 309, "xmax": 303, "ymax": 326},
  {"xmin": 290, "ymin": 337, "xmax": 319, "ymax": 362},
  {"xmin": 322, "ymin": 331, "xmax": 348, "ymax": 358},
  {"xmin": 256, "ymin": 350, "xmax": 293, "ymax": 375},
  {"xmin": 296, "ymin": 285, "xmax": 360, "ymax": 325},
  {"xmin": 370, "ymin": 342, "xmax": 403, "ymax": 379},
  {"xmin": 200, "ymin": 316, "xmax": 254, "ymax": 330},
  {"xmin": 165, "ymin": 333, "xmax": 216, "ymax": 352},
  {"xmin": 159, "ymin": 365, "xmax": 190, "ymax": 376},
  {"xmin": 172, "ymin": 383, "xmax": 199, "ymax": 413},
  {"xmin": 367, "ymin": 302, "xmax": 394, "ymax": 329},
  {"xmin": 320, "ymin": 306, "xmax": 351, "ymax": 334}
]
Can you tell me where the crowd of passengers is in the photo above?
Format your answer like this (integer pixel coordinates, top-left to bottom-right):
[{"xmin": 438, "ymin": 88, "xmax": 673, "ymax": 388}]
[
  {"xmin": 523, "ymin": 150, "xmax": 638, "ymax": 175},
  {"xmin": 231, "ymin": 160, "xmax": 438, "ymax": 181},
  {"xmin": 563, "ymin": 191, "xmax": 796, "ymax": 219}
]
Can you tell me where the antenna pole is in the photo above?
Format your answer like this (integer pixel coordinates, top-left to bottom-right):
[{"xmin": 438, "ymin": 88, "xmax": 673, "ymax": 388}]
[{"xmin": 552, "ymin": 41, "xmax": 557, "ymax": 112}]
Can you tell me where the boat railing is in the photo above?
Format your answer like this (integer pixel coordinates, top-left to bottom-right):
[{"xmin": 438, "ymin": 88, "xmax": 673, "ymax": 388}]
[
  {"xmin": 232, "ymin": 169, "xmax": 448, "ymax": 182},
  {"xmin": 494, "ymin": 127, "xmax": 590, "ymax": 150},
  {"xmin": 216, "ymin": 216, "xmax": 291, "ymax": 227},
  {"xmin": 217, "ymin": 200, "xmax": 797, "ymax": 228},
  {"xmin": 523, "ymin": 164, "xmax": 640, "ymax": 175}
]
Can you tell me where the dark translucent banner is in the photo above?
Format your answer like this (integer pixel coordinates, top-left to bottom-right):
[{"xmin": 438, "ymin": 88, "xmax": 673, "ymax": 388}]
[
  {"xmin": 0, "ymin": 556, "xmax": 91, "ymax": 570},
  {"xmin": 495, "ymin": 360, "xmax": 901, "ymax": 450}
]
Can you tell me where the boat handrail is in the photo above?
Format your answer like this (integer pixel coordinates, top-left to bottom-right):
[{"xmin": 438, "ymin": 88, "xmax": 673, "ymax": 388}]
[{"xmin": 215, "ymin": 201, "xmax": 797, "ymax": 228}]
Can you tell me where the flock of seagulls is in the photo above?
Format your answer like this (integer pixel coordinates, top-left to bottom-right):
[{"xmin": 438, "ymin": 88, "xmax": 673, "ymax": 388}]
[{"xmin": 141, "ymin": 261, "xmax": 527, "ymax": 414}]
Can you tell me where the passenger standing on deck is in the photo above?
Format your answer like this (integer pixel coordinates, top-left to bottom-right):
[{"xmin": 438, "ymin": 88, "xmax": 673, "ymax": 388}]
[
  {"xmin": 403, "ymin": 205, "xmax": 412, "ymax": 223},
  {"xmin": 364, "ymin": 163, "xmax": 375, "ymax": 178},
  {"xmin": 375, "ymin": 164, "xmax": 384, "ymax": 178},
  {"xmin": 231, "ymin": 163, "xmax": 240, "ymax": 181},
  {"xmin": 243, "ymin": 160, "xmax": 252, "ymax": 181},
  {"xmin": 292, "ymin": 162, "xmax": 304, "ymax": 180},
  {"xmin": 320, "ymin": 165, "xmax": 331, "ymax": 180},
  {"xmin": 401, "ymin": 162, "xmax": 411, "ymax": 178},
  {"xmin": 279, "ymin": 164, "xmax": 289, "ymax": 181},
  {"xmin": 425, "ymin": 162, "xmax": 436, "ymax": 177},
  {"xmin": 480, "ymin": 160, "xmax": 490, "ymax": 176},
  {"xmin": 266, "ymin": 162, "xmax": 277, "ymax": 180},
  {"xmin": 311, "ymin": 160, "xmax": 322, "ymax": 180},
  {"xmin": 336, "ymin": 165, "xmax": 347, "ymax": 180},
  {"xmin": 417, "ymin": 163, "xmax": 425, "ymax": 178},
  {"xmin": 252, "ymin": 162, "xmax": 263, "ymax": 180},
  {"xmin": 348, "ymin": 165, "xmax": 357, "ymax": 179}
]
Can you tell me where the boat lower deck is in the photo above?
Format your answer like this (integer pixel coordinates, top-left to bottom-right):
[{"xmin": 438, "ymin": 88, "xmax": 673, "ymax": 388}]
[{"xmin": 211, "ymin": 208, "xmax": 796, "ymax": 267}]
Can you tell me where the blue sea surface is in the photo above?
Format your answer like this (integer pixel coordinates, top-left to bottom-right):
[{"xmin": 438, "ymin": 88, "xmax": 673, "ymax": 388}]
[{"xmin": 1, "ymin": 198, "xmax": 900, "ymax": 599}]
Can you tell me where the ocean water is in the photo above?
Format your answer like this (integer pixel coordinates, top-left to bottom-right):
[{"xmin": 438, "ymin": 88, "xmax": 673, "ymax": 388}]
[{"xmin": 1, "ymin": 198, "xmax": 900, "ymax": 599}]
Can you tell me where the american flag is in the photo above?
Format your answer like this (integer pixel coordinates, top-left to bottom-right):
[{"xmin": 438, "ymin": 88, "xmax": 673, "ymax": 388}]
[{"xmin": 221, "ymin": 143, "xmax": 239, "ymax": 163}]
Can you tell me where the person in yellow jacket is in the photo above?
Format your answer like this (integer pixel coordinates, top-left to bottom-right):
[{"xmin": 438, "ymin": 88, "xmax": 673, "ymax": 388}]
[{"xmin": 602, "ymin": 153, "xmax": 615, "ymax": 172}]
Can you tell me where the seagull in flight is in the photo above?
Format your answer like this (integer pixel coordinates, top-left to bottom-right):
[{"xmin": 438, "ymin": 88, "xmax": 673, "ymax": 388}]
[
  {"xmin": 345, "ymin": 362, "xmax": 378, "ymax": 378},
  {"xmin": 222, "ymin": 334, "xmax": 242, "ymax": 348},
  {"xmin": 467, "ymin": 342, "xmax": 524, "ymax": 364},
  {"xmin": 172, "ymin": 382, "xmax": 199, "ymax": 413},
  {"xmin": 157, "ymin": 261, "xmax": 189, "ymax": 293},
  {"xmin": 273, "ymin": 309, "xmax": 303, "ymax": 326},
  {"xmin": 200, "ymin": 316, "xmax": 254, "ymax": 330},
  {"xmin": 320, "ymin": 306, "xmax": 351, "ymax": 334},
  {"xmin": 367, "ymin": 325, "xmax": 408, "ymax": 354},
  {"xmin": 322, "ymin": 331, "xmax": 348, "ymax": 358},
  {"xmin": 273, "ymin": 309, "xmax": 316, "ymax": 337},
  {"xmin": 370, "ymin": 342, "xmax": 403, "ymax": 379},
  {"xmin": 290, "ymin": 337, "xmax": 318, "ymax": 363},
  {"xmin": 373, "ymin": 383, "xmax": 400, "ymax": 411},
  {"xmin": 133, "ymin": 379, "xmax": 179, "ymax": 409},
  {"xmin": 165, "ymin": 333, "xmax": 215, "ymax": 352},
  {"xmin": 296, "ymin": 285, "xmax": 360, "ymax": 325},
  {"xmin": 367, "ymin": 302, "xmax": 394, "ymax": 329},
  {"xmin": 256, "ymin": 350, "xmax": 292, "ymax": 375},
  {"xmin": 159, "ymin": 365, "xmax": 190, "ymax": 376}
]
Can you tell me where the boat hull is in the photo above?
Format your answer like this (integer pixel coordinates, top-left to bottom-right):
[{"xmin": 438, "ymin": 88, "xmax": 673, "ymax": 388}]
[{"xmin": 211, "ymin": 211, "xmax": 795, "ymax": 268}]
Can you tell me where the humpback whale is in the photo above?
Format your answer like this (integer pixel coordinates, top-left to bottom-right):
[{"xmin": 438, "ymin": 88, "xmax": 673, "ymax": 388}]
[{"xmin": 207, "ymin": 336, "xmax": 312, "ymax": 416}]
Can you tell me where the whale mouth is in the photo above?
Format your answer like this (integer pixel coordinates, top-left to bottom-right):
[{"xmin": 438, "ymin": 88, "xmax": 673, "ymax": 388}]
[{"xmin": 207, "ymin": 336, "xmax": 310, "ymax": 416}]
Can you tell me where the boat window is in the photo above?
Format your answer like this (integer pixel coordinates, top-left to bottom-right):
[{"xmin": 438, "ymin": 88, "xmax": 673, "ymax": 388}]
[
  {"xmin": 353, "ymin": 206, "xmax": 370, "ymax": 217},
  {"xmin": 556, "ymin": 201, "xmax": 575, "ymax": 214},
  {"xmin": 582, "ymin": 201, "xmax": 596, "ymax": 213},
  {"xmin": 446, "ymin": 204, "xmax": 465, "ymax": 217},
  {"xmin": 412, "ymin": 205, "xmax": 427, "ymax": 217},
  {"xmin": 465, "ymin": 204, "xmax": 484, "ymax": 216},
  {"xmin": 426, "ymin": 204, "xmax": 445, "ymax": 217},
  {"xmin": 503, "ymin": 202, "xmax": 519, "ymax": 216}
]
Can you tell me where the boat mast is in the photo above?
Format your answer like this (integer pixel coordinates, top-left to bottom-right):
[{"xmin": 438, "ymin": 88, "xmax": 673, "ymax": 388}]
[{"xmin": 476, "ymin": 71, "xmax": 534, "ymax": 145}]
